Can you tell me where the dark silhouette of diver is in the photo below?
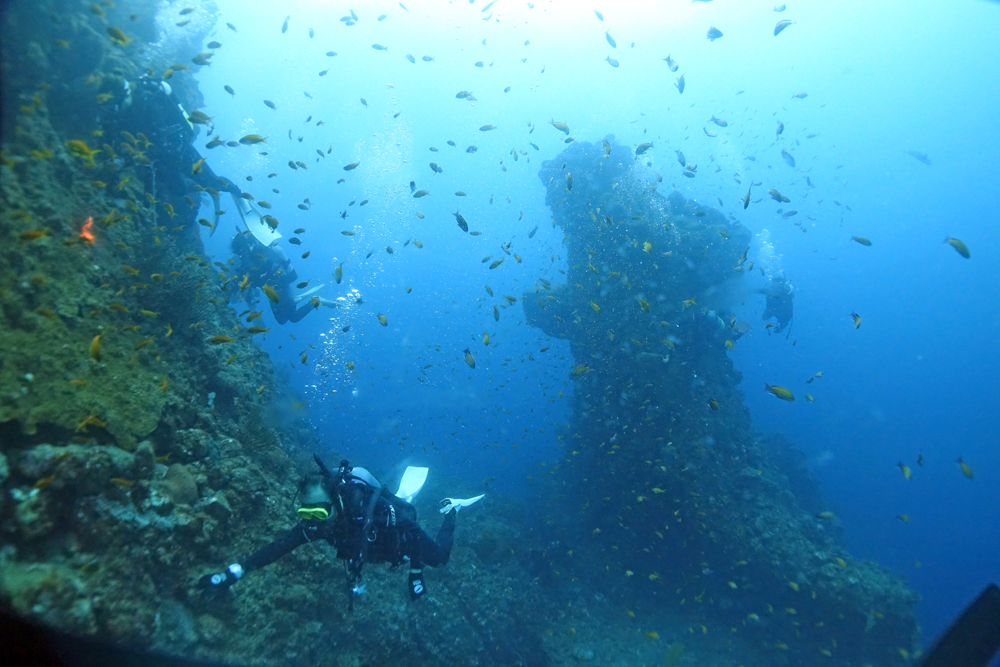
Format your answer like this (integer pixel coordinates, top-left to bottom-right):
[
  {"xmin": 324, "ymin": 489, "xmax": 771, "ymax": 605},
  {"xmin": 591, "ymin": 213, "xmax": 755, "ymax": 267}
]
[
  {"xmin": 760, "ymin": 275, "xmax": 794, "ymax": 333},
  {"xmin": 228, "ymin": 228, "xmax": 336, "ymax": 324},
  {"xmin": 201, "ymin": 457, "xmax": 484, "ymax": 605}
]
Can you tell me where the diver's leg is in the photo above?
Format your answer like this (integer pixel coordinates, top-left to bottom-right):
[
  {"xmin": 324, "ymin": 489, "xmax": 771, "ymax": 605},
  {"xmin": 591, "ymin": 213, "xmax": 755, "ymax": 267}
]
[
  {"xmin": 286, "ymin": 302, "xmax": 316, "ymax": 324},
  {"xmin": 269, "ymin": 300, "xmax": 291, "ymax": 325},
  {"xmin": 407, "ymin": 512, "xmax": 455, "ymax": 568}
]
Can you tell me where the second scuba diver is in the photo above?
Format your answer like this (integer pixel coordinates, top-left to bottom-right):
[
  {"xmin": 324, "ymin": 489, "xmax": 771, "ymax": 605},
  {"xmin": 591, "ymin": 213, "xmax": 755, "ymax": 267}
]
[
  {"xmin": 225, "ymin": 186, "xmax": 340, "ymax": 324},
  {"xmin": 201, "ymin": 457, "xmax": 484, "ymax": 605},
  {"xmin": 759, "ymin": 274, "xmax": 794, "ymax": 333}
]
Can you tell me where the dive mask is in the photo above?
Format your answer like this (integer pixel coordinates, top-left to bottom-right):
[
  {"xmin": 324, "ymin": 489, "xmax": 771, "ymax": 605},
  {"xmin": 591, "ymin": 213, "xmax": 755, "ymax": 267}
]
[{"xmin": 297, "ymin": 504, "xmax": 331, "ymax": 521}]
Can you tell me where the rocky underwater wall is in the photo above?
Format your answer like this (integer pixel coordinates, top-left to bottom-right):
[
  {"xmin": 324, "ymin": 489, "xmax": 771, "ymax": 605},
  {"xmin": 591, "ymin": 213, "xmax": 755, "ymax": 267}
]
[{"xmin": 524, "ymin": 137, "xmax": 920, "ymax": 665}]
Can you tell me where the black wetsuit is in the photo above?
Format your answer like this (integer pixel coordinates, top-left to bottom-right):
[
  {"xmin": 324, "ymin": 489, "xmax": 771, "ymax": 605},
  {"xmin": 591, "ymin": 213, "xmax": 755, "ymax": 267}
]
[{"xmin": 241, "ymin": 509, "xmax": 455, "ymax": 576}]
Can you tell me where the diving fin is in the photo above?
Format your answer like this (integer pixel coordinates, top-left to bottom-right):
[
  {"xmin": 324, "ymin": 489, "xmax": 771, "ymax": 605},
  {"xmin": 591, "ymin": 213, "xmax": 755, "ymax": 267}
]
[
  {"xmin": 234, "ymin": 191, "xmax": 281, "ymax": 246},
  {"xmin": 293, "ymin": 284, "xmax": 325, "ymax": 302},
  {"xmin": 396, "ymin": 466, "xmax": 429, "ymax": 503},
  {"xmin": 439, "ymin": 494, "xmax": 485, "ymax": 514}
]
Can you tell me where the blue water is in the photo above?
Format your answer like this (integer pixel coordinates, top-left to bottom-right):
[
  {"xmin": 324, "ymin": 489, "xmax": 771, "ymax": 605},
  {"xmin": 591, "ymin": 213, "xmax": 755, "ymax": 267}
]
[{"xmin": 190, "ymin": 0, "xmax": 1000, "ymax": 649}]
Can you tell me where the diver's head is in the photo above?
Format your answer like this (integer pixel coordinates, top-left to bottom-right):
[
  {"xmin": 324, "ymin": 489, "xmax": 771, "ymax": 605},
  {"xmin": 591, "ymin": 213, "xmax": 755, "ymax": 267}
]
[
  {"xmin": 231, "ymin": 231, "xmax": 254, "ymax": 257},
  {"xmin": 297, "ymin": 473, "xmax": 333, "ymax": 521}
]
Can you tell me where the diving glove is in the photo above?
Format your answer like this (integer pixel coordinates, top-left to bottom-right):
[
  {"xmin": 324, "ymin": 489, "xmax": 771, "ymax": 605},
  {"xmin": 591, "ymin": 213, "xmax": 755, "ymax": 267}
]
[
  {"xmin": 200, "ymin": 563, "xmax": 243, "ymax": 591},
  {"xmin": 408, "ymin": 568, "xmax": 426, "ymax": 600},
  {"xmin": 439, "ymin": 494, "xmax": 485, "ymax": 514}
]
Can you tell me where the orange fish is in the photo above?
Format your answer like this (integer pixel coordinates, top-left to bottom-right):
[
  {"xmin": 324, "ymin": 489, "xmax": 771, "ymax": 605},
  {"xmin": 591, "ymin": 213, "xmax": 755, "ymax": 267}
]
[
  {"xmin": 33, "ymin": 474, "xmax": 57, "ymax": 490},
  {"xmin": 79, "ymin": 216, "xmax": 96, "ymax": 243}
]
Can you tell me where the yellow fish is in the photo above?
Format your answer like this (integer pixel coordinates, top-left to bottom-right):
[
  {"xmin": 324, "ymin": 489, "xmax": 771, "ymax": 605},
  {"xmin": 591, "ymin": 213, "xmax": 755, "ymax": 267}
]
[
  {"xmin": 262, "ymin": 284, "xmax": 279, "ymax": 303},
  {"xmin": 570, "ymin": 365, "xmax": 589, "ymax": 376},
  {"xmin": 957, "ymin": 457, "xmax": 973, "ymax": 479},
  {"xmin": 945, "ymin": 236, "xmax": 970, "ymax": 259},
  {"xmin": 463, "ymin": 348, "xmax": 476, "ymax": 369},
  {"xmin": 642, "ymin": 241, "xmax": 651, "ymax": 253},
  {"xmin": 898, "ymin": 462, "xmax": 912, "ymax": 480},
  {"xmin": 377, "ymin": 313, "xmax": 388, "ymax": 326},
  {"xmin": 851, "ymin": 311, "xmax": 862, "ymax": 328},
  {"xmin": 764, "ymin": 383, "xmax": 794, "ymax": 401},
  {"xmin": 66, "ymin": 139, "xmax": 101, "ymax": 166},
  {"xmin": 106, "ymin": 26, "xmax": 131, "ymax": 46},
  {"xmin": 638, "ymin": 298, "xmax": 650, "ymax": 312},
  {"xmin": 589, "ymin": 301, "xmax": 600, "ymax": 313},
  {"xmin": 89, "ymin": 334, "xmax": 102, "ymax": 361}
]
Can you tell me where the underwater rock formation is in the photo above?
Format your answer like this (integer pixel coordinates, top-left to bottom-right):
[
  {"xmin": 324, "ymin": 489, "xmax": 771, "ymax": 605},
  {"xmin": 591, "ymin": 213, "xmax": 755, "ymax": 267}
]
[{"xmin": 525, "ymin": 137, "xmax": 919, "ymax": 665}]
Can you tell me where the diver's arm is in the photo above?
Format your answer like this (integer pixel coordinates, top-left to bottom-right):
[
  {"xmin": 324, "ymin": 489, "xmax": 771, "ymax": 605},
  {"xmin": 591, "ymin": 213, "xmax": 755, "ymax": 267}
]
[
  {"xmin": 201, "ymin": 524, "xmax": 317, "ymax": 589},
  {"xmin": 241, "ymin": 523, "xmax": 324, "ymax": 573}
]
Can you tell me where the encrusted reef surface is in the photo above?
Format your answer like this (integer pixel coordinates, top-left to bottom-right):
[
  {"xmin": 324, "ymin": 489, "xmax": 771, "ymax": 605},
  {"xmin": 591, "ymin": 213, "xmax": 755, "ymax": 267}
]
[{"xmin": 524, "ymin": 138, "xmax": 920, "ymax": 665}]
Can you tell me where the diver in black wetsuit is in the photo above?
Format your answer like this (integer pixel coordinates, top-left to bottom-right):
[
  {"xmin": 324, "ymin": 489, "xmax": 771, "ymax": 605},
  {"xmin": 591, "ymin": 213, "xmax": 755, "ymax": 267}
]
[
  {"xmin": 228, "ymin": 231, "xmax": 329, "ymax": 324},
  {"xmin": 760, "ymin": 275, "xmax": 794, "ymax": 333},
  {"xmin": 201, "ymin": 457, "xmax": 483, "ymax": 604}
]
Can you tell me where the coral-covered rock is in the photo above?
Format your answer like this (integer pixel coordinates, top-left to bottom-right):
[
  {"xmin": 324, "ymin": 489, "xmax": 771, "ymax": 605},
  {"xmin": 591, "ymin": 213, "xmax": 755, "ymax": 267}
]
[{"xmin": 158, "ymin": 463, "xmax": 198, "ymax": 506}]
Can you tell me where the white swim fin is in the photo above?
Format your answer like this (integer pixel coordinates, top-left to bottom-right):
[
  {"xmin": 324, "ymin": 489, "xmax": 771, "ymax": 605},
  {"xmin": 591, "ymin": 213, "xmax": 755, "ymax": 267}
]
[
  {"xmin": 396, "ymin": 466, "xmax": 429, "ymax": 503},
  {"xmin": 439, "ymin": 494, "xmax": 485, "ymax": 514},
  {"xmin": 293, "ymin": 284, "xmax": 325, "ymax": 302}
]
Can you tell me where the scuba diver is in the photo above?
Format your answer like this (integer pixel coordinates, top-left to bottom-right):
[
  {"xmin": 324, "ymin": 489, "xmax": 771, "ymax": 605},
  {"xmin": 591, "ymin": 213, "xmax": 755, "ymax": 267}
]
[
  {"xmin": 201, "ymin": 457, "xmax": 484, "ymax": 606},
  {"xmin": 759, "ymin": 274, "xmax": 794, "ymax": 333},
  {"xmin": 226, "ymin": 199, "xmax": 338, "ymax": 324},
  {"xmin": 111, "ymin": 73, "xmax": 233, "ymax": 231}
]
